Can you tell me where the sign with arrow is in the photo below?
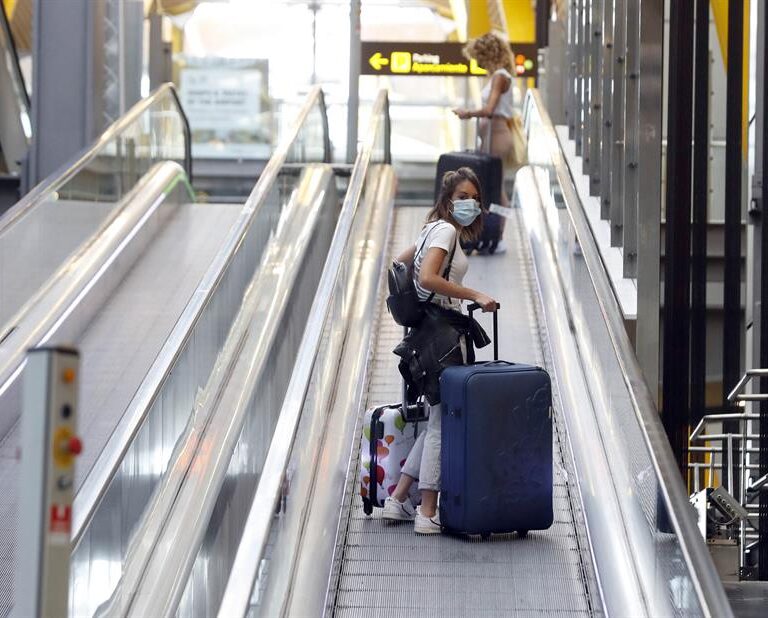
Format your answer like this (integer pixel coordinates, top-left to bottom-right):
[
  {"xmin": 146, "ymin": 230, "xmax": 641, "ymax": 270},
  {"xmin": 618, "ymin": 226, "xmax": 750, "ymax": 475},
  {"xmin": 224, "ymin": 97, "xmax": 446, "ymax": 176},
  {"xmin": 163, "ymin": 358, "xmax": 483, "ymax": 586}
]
[{"xmin": 360, "ymin": 42, "xmax": 537, "ymax": 79}]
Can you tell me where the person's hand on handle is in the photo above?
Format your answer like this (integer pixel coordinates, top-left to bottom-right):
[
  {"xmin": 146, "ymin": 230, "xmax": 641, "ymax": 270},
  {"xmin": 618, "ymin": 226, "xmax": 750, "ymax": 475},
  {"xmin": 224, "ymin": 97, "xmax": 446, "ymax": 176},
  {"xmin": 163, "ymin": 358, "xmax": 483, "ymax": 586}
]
[
  {"xmin": 452, "ymin": 108, "xmax": 472, "ymax": 120},
  {"xmin": 473, "ymin": 292, "xmax": 498, "ymax": 312}
]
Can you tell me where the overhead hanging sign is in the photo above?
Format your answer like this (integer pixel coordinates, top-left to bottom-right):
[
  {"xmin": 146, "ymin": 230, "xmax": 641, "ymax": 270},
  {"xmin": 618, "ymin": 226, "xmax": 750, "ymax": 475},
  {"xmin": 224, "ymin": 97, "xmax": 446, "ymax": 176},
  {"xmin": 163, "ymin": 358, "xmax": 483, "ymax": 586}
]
[{"xmin": 360, "ymin": 42, "xmax": 537, "ymax": 79}]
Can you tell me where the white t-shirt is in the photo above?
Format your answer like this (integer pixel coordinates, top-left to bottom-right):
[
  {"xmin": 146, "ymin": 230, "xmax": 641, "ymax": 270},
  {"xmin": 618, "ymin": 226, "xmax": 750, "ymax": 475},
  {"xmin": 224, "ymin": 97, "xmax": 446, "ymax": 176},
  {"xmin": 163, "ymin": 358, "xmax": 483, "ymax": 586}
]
[
  {"xmin": 412, "ymin": 220, "xmax": 468, "ymax": 311},
  {"xmin": 481, "ymin": 68, "xmax": 515, "ymax": 118}
]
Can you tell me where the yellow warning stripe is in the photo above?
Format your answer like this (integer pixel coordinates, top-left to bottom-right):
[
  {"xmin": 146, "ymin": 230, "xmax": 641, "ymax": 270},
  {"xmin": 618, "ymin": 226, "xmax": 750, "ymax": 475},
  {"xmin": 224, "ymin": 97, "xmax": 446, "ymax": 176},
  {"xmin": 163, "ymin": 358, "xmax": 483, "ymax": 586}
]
[{"xmin": 710, "ymin": 0, "xmax": 751, "ymax": 160}]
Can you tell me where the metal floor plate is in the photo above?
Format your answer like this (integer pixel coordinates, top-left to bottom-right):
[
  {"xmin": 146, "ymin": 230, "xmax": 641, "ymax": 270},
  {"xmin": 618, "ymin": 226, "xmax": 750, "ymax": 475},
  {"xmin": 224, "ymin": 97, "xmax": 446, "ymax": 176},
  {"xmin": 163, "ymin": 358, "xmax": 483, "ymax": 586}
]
[
  {"xmin": 0, "ymin": 202, "xmax": 241, "ymax": 618},
  {"xmin": 331, "ymin": 206, "xmax": 599, "ymax": 618}
]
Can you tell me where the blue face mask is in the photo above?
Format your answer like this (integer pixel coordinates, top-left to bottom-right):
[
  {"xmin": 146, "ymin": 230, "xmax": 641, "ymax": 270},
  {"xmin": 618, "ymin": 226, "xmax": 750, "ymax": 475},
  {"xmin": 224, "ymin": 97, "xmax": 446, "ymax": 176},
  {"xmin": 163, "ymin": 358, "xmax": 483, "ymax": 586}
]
[{"xmin": 451, "ymin": 198, "xmax": 481, "ymax": 226}]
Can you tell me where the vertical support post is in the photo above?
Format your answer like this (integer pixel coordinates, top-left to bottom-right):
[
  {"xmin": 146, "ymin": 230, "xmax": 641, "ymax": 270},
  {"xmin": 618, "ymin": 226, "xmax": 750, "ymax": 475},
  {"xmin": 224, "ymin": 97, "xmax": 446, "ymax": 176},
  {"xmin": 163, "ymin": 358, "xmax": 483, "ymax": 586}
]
[
  {"xmin": 623, "ymin": 0, "xmax": 640, "ymax": 278},
  {"xmin": 589, "ymin": 0, "xmax": 603, "ymax": 197},
  {"xmin": 599, "ymin": 0, "xmax": 614, "ymax": 220},
  {"xmin": 29, "ymin": 0, "xmax": 105, "ymax": 185},
  {"xmin": 755, "ymin": 0, "xmax": 768, "ymax": 581},
  {"xmin": 567, "ymin": 0, "xmax": 579, "ymax": 138},
  {"xmin": 575, "ymin": 0, "xmax": 586, "ymax": 154},
  {"xmin": 723, "ymin": 0, "xmax": 744, "ymax": 493},
  {"xmin": 662, "ymin": 0, "xmax": 694, "ymax": 476},
  {"xmin": 610, "ymin": 0, "xmax": 627, "ymax": 248},
  {"xmin": 346, "ymin": 0, "xmax": 361, "ymax": 164},
  {"xmin": 16, "ymin": 347, "xmax": 81, "ymax": 618},
  {"xmin": 148, "ymin": 13, "xmax": 170, "ymax": 91},
  {"xmin": 582, "ymin": 0, "xmax": 593, "ymax": 172},
  {"xmin": 636, "ymin": 0, "xmax": 663, "ymax": 404},
  {"xmin": 691, "ymin": 0, "xmax": 710, "ymax": 426}
]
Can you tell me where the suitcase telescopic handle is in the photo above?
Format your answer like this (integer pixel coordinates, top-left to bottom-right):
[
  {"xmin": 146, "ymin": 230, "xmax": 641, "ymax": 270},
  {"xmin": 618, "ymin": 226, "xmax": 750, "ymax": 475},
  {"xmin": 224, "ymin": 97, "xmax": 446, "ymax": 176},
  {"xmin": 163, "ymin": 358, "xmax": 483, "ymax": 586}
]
[{"xmin": 467, "ymin": 302, "xmax": 500, "ymax": 360}]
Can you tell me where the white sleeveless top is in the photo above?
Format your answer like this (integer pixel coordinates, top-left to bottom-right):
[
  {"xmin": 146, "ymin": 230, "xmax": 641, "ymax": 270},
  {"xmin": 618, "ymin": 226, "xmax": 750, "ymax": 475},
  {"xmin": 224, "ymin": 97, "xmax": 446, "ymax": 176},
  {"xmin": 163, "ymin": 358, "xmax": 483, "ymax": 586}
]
[
  {"xmin": 481, "ymin": 68, "xmax": 515, "ymax": 119},
  {"xmin": 412, "ymin": 220, "xmax": 468, "ymax": 311}
]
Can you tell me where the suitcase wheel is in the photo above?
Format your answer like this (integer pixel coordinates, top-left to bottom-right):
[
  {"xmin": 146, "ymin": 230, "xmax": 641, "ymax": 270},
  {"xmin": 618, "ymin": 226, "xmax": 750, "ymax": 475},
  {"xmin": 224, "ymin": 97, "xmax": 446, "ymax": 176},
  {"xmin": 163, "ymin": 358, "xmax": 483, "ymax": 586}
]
[
  {"xmin": 487, "ymin": 239, "xmax": 499, "ymax": 254},
  {"xmin": 517, "ymin": 530, "xmax": 528, "ymax": 539},
  {"xmin": 363, "ymin": 497, "xmax": 373, "ymax": 516}
]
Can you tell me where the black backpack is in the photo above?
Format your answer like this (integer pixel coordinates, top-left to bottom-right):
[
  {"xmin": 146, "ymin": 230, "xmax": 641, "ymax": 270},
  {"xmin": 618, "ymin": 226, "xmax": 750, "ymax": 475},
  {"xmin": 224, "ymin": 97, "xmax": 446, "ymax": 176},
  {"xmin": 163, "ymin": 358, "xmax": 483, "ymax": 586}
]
[{"xmin": 386, "ymin": 225, "xmax": 456, "ymax": 327}]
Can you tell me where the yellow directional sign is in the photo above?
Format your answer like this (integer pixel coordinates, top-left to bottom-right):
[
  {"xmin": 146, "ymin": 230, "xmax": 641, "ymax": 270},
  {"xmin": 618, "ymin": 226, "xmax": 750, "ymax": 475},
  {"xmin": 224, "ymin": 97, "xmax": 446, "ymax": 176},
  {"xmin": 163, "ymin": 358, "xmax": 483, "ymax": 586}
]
[
  {"xmin": 368, "ymin": 52, "xmax": 389, "ymax": 72},
  {"xmin": 361, "ymin": 42, "xmax": 538, "ymax": 79}
]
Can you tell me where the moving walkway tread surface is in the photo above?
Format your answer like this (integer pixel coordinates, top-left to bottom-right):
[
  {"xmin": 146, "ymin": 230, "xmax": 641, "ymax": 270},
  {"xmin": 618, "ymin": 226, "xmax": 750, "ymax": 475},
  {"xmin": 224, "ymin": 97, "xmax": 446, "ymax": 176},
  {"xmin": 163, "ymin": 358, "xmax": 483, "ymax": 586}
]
[
  {"xmin": 330, "ymin": 206, "xmax": 601, "ymax": 617},
  {"xmin": 0, "ymin": 201, "xmax": 242, "ymax": 618}
]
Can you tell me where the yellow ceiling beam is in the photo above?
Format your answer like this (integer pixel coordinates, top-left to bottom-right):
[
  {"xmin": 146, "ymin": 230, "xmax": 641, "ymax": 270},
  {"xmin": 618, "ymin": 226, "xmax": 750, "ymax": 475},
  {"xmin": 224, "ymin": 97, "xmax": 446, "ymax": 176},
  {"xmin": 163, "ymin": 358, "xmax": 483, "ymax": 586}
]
[
  {"xmin": 710, "ymin": 0, "xmax": 751, "ymax": 159},
  {"xmin": 466, "ymin": 0, "xmax": 535, "ymax": 41},
  {"xmin": 503, "ymin": 0, "xmax": 536, "ymax": 43}
]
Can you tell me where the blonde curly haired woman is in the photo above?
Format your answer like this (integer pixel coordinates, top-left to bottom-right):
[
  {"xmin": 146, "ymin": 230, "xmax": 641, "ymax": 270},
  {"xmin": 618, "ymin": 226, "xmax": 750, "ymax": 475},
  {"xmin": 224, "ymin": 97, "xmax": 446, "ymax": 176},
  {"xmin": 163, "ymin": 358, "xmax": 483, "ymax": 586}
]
[{"xmin": 453, "ymin": 33, "xmax": 525, "ymax": 221}]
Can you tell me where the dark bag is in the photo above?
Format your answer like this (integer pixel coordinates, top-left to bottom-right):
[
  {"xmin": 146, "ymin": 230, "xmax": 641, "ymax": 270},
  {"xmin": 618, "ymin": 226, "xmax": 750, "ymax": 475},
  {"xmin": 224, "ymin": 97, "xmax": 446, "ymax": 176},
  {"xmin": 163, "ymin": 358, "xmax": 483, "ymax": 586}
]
[
  {"xmin": 386, "ymin": 225, "xmax": 456, "ymax": 327},
  {"xmin": 436, "ymin": 117, "xmax": 504, "ymax": 255}
]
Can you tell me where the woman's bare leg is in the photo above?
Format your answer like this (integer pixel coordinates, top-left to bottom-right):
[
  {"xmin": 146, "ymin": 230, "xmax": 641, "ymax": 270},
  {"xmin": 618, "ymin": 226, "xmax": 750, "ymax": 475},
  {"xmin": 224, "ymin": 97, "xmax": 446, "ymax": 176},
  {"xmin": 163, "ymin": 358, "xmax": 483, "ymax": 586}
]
[
  {"xmin": 420, "ymin": 489, "xmax": 438, "ymax": 517},
  {"xmin": 391, "ymin": 473, "xmax": 416, "ymax": 502}
]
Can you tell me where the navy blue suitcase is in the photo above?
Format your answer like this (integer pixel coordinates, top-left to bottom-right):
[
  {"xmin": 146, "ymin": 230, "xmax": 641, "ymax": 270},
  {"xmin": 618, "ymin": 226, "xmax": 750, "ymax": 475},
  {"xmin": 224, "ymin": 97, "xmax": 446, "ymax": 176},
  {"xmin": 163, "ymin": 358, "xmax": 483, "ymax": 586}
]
[{"xmin": 439, "ymin": 304, "xmax": 553, "ymax": 537}]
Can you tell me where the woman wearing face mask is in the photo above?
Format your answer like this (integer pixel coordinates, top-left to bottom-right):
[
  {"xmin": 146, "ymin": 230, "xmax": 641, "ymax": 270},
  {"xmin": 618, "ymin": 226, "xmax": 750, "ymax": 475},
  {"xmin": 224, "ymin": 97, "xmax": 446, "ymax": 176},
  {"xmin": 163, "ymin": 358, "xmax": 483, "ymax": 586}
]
[{"xmin": 382, "ymin": 167, "xmax": 497, "ymax": 534}]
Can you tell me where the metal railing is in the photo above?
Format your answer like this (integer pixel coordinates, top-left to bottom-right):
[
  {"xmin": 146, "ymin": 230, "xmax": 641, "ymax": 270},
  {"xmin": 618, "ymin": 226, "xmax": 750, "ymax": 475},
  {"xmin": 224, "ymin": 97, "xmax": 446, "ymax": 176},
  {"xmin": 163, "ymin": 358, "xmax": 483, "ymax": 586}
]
[
  {"xmin": 0, "ymin": 84, "xmax": 191, "ymax": 339},
  {"xmin": 522, "ymin": 88, "xmax": 732, "ymax": 617},
  {"xmin": 689, "ymin": 369, "xmax": 768, "ymax": 576},
  {"xmin": 217, "ymin": 90, "xmax": 391, "ymax": 618},
  {"xmin": 66, "ymin": 87, "xmax": 333, "ymax": 617},
  {"xmin": 0, "ymin": 83, "xmax": 190, "ymax": 233}
]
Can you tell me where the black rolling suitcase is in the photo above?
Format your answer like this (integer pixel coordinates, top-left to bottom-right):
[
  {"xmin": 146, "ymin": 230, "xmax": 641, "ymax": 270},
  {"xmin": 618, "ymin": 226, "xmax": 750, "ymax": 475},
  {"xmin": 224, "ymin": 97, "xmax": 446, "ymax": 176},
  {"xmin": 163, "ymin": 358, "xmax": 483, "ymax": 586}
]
[
  {"xmin": 434, "ymin": 120, "xmax": 504, "ymax": 254},
  {"xmin": 440, "ymin": 304, "xmax": 554, "ymax": 537}
]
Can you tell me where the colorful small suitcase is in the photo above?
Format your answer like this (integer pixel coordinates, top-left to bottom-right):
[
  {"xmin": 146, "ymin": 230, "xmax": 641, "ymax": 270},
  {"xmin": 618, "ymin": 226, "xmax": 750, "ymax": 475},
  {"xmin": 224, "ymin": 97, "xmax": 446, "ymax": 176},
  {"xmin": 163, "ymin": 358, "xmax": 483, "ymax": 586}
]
[
  {"xmin": 439, "ymin": 304, "xmax": 553, "ymax": 537},
  {"xmin": 360, "ymin": 403, "xmax": 422, "ymax": 514}
]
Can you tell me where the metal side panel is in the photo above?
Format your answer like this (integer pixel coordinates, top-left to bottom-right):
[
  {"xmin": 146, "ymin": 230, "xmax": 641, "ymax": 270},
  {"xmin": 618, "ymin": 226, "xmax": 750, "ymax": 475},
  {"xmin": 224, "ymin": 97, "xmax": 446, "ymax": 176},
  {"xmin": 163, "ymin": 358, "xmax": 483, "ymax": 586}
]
[
  {"xmin": 329, "ymin": 207, "xmax": 600, "ymax": 618},
  {"xmin": 0, "ymin": 201, "xmax": 242, "ymax": 618}
]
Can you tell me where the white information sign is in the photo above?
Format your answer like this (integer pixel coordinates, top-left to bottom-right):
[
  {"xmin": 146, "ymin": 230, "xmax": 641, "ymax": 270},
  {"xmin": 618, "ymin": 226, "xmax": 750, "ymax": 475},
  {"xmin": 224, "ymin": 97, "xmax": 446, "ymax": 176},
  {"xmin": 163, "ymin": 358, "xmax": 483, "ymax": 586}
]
[{"xmin": 180, "ymin": 62, "xmax": 270, "ymax": 159}]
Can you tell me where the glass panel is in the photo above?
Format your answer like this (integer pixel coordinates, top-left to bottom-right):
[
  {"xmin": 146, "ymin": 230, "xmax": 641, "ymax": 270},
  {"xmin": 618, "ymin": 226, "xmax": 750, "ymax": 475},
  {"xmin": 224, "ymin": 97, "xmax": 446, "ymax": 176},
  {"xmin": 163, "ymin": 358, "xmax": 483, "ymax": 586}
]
[
  {"xmin": 524, "ymin": 94, "xmax": 706, "ymax": 616},
  {"xmin": 0, "ymin": 89, "xmax": 187, "ymax": 329}
]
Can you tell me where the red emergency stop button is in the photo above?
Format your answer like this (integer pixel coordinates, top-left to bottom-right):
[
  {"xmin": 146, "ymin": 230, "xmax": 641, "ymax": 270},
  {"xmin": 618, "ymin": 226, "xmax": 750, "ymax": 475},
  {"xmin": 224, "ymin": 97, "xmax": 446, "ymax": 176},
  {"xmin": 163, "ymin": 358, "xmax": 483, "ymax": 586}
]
[
  {"xmin": 68, "ymin": 436, "xmax": 82, "ymax": 455},
  {"xmin": 53, "ymin": 428, "xmax": 82, "ymax": 468}
]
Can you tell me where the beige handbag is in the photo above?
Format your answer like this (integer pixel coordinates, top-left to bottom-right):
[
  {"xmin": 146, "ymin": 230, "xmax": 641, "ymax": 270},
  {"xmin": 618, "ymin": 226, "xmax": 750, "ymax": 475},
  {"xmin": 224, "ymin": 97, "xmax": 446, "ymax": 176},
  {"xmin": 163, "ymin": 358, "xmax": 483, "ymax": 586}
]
[{"xmin": 505, "ymin": 113, "xmax": 529, "ymax": 172}]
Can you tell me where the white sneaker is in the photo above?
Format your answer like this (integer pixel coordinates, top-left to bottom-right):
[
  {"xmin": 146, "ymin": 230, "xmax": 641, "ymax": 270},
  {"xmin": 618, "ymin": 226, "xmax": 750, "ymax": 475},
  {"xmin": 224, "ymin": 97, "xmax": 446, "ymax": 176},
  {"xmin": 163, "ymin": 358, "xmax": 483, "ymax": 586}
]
[
  {"xmin": 382, "ymin": 496, "xmax": 415, "ymax": 522},
  {"xmin": 414, "ymin": 506, "xmax": 442, "ymax": 535}
]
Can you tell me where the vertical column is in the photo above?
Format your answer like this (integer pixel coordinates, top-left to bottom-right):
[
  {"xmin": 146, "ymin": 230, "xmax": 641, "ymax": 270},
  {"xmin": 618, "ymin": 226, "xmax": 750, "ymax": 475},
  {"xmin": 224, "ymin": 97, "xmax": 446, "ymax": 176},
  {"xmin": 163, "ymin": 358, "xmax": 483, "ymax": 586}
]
[
  {"xmin": 148, "ymin": 14, "xmax": 171, "ymax": 91},
  {"xmin": 691, "ymin": 0, "xmax": 710, "ymax": 426},
  {"xmin": 346, "ymin": 0, "xmax": 361, "ymax": 164},
  {"xmin": 567, "ymin": 0, "xmax": 579, "ymax": 137},
  {"xmin": 582, "ymin": 0, "xmax": 593, "ymax": 171},
  {"xmin": 29, "ymin": 0, "xmax": 105, "ymax": 185},
  {"xmin": 610, "ymin": 0, "xmax": 627, "ymax": 248},
  {"xmin": 723, "ymin": 0, "xmax": 744, "ymax": 403},
  {"xmin": 588, "ymin": 0, "xmax": 603, "ymax": 196},
  {"xmin": 662, "ymin": 0, "xmax": 694, "ymax": 476},
  {"xmin": 635, "ymin": 0, "xmax": 663, "ymax": 402},
  {"xmin": 622, "ymin": 0, "xmax": 640, "ymax": 278},
  {"xmin": 575, "ymin": 0, "xmax": 586, "ymax": 155},
  {"xmin": 599, "ymin": 0, "xmax": 614, "ymax": 220},
  {"xmin": 753, "ymin": 0, "xmax": 768, "ymax": 578}
]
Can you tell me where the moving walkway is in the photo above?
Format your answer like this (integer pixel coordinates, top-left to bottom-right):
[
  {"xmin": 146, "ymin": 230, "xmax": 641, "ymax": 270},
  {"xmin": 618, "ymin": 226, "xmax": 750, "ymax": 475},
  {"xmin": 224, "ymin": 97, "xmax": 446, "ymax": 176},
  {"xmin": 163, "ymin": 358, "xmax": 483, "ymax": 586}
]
[
  {"xmin": 4, "ymin": 84, "xmax": 735, "ymax": 617},
  {"xmin": 0, "ymin": 85, "xmax": 333, "ymax": 618},
  {"xmin": 67, "ymin": 90, "xmax": 733, "ymax": 617}
]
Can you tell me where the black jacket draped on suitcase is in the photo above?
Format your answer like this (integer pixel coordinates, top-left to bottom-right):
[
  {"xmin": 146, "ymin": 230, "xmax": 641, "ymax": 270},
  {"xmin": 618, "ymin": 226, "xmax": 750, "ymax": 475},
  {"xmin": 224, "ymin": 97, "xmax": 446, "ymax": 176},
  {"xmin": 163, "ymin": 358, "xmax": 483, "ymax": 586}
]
[{"xmin": 393, "ymin": 304, "xmax": 490, "ymax": 405}]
